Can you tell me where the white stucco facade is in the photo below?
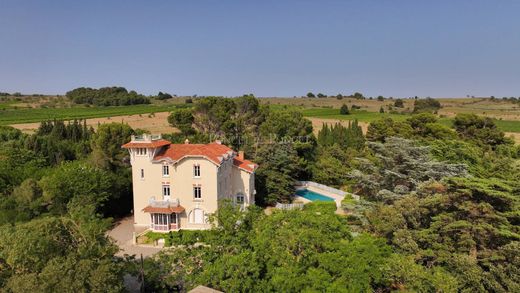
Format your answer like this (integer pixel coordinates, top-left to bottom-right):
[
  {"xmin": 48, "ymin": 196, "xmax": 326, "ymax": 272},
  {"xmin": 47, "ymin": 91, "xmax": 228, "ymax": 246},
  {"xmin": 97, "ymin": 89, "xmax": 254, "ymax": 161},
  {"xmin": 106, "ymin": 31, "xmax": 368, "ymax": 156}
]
[{"xmin": 123, "ymin": 134, "xmax": 256, "ymax": 232}]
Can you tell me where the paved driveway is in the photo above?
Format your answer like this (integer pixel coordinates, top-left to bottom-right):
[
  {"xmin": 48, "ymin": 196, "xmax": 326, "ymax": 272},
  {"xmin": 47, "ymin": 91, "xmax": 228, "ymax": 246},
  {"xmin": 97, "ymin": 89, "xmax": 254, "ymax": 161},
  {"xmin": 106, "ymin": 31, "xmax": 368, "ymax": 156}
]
[{"xmin": 107, "ymin": 217, "xmax": 162, "ymax": 258}]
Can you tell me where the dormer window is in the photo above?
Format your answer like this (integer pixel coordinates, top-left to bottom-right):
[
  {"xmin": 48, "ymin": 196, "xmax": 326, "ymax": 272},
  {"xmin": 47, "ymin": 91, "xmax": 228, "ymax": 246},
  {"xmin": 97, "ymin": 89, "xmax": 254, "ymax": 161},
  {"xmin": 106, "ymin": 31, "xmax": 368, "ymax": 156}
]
[
  {"xmin": 162, "ymin": 165, "xmax": 169, "ymax": 177},
  {"xmin": 193, "ymin": 165, "xmax": 201, "ymax": 177},
  {"xmin": 136, "ymin": 148, "xmax": 147, "ymax": 156}
]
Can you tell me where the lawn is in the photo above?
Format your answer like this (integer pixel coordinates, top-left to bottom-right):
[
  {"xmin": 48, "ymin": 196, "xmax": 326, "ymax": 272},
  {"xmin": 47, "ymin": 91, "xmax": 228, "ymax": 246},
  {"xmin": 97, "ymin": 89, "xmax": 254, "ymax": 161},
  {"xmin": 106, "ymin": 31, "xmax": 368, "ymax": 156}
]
[{"xmin": 0, "ymin": 104, "xmax": 187, "ymax": 125}]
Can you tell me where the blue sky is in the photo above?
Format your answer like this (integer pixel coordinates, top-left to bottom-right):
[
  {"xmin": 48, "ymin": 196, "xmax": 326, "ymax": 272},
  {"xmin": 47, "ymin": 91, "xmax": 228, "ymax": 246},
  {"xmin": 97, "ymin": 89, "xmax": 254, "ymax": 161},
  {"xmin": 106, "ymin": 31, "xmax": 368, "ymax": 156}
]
[{"xmin": 1, "ymin": 1, "xmax": 519, "ymax": 97}]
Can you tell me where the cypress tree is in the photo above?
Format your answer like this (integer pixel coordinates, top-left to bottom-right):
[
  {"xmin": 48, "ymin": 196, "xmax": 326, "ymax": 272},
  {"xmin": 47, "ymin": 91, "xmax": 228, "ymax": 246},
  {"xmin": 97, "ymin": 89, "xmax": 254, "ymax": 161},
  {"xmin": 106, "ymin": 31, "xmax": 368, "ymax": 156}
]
[{"xmin": 340, "ymin": 104, "xmax": 350, "ymax": 115}]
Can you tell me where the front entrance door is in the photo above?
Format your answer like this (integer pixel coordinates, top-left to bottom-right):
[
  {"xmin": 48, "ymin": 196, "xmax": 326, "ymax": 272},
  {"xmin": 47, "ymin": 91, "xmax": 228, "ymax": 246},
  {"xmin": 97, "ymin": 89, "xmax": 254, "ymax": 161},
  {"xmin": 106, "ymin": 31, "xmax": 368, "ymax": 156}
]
[{"xmin": 193, "ymin": 209, "xmax": 204, "ymax": 224}]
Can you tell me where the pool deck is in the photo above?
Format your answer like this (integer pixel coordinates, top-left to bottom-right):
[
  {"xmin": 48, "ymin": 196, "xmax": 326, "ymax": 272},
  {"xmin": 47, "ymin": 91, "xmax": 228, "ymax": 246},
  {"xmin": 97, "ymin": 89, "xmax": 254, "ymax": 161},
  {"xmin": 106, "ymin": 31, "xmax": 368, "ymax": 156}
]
[
  {"xmin": 294, "ymin": 195, "xmax": 312, "ymax": 204},
  {"xmin": 306, "ymin": 185, "xmax": 344, "ymax": 209},
  {"xmin": 294, "ymin": 184, "xmax": 347, "ymax": 215}
]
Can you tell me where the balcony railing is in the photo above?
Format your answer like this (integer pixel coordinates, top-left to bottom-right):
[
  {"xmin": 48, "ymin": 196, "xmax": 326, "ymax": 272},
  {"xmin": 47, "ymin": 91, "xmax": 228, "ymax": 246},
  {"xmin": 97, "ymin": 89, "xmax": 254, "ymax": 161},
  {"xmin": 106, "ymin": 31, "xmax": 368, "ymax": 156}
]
[
  {"xmin": 131, "ymin": 134, "xmax": 162, "ymax": 142},
  {"xmin": 149, "ymin": 197, "xmax": 180, "ymax": 208}
]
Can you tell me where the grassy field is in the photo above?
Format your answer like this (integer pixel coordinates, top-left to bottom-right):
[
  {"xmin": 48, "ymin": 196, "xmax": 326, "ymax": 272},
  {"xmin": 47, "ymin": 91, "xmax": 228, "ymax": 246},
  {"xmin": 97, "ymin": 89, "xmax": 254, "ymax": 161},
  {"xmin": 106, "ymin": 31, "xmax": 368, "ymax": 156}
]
[
  {"xmin": 298, "ymin": 107, "xmax": 520, "ymax": 133},
  {"xmin": 261, "ymin": 97, "xmax": 520, "ymax": 119},
  {"xmin": 301, "ymin": 108, "xmax": 409, "ymax": 122},
  {"xmin": 492, "ymin": 120, "xmax": 520, "ymax": 133},
  {"xmin": 0, "ymin": 104, "xmax": 186, "ymax": 125}
]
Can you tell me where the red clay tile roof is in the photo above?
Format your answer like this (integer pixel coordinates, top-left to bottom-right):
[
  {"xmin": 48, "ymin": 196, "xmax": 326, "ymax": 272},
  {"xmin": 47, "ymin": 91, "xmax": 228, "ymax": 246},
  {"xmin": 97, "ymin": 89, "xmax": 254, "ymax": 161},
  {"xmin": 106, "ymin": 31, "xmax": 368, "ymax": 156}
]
[
  {"xmin": 122, "ymin": 139, "xmax": 171, "ymax": 149},
  {"xmin": 154, "ymin": 142, "xmax": 235, "ymax": 166},
  {"xmin": 142, "ymin": 205, "xmax": 185, "ymax": 214},
  {"xmin": 233, "ymin": 157, "xmax": 257, "ymax": 173},
  {"xmin": 123, "ymin": 139, "xmax": 257, "ymax": 172}
]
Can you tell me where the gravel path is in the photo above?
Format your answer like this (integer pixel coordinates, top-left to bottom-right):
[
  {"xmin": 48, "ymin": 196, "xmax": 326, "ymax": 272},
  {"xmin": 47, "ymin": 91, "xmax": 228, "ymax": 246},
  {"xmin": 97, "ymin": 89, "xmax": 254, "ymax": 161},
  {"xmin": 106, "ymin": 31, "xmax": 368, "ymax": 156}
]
[{"xmin": 107, "ymin": 217, "xmax": 162, "ymax": 258}]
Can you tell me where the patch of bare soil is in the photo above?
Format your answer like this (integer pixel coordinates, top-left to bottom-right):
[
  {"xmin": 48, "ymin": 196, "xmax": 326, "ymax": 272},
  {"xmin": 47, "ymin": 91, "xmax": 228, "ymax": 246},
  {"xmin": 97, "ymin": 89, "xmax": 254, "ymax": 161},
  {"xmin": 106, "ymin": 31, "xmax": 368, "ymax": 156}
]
[
  {"xmin": 505, "ymin": 132, "xmax": 520, "ymax": 144},
  {"xmin": 11, "ymin": 112, "xmax": 179, "ymax": 134}
]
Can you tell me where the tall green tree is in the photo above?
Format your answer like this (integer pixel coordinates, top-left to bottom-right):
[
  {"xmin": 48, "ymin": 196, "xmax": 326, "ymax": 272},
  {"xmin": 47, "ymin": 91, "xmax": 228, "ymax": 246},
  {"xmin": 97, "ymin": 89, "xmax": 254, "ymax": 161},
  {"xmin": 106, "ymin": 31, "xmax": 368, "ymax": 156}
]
[
  {"xmin": 406, "ymin": 113, "xmax": 456, "ymax": 139},
  {"xmin": 90, "ymin": 122, "xmax": 134, "ymax": 169},
  {"xmin": 192, "ymin": 96, "xmax": 236, "ymax": 135},
  {"xmin": 366, "ymin": 117, "xmax": 413, "ymax": 142},
  {"xmin": 167, "ymin": 108, "xmax": 195, "ymax": 135},
  {"xmin": 0, "ymin": 206, "xmax": 124, "ymax": 292},
  {"xmin": 366, "ymin": 177, "xmax": 520, "ymax": 292},
  {"xmin": 317, "ymin": 121, "xmax": 365, "ymax": 150},
  {"xmin": 312, "ymin": 145, "xmax": 350, "ymax": 188},
  {"xmin": 453, "ymin": 113, "xmax": 513, "ymax": 148},
  {"xmin": 39, "ymin": 162, "xmax": 112, "ymax": 215},
  {"xmin": 254, "ymin": 143, "xmax": 302, "ymax": 205},
  {"xmin": 349, "ymin": 137, "xmax": 467, "ymax": 201},
  {"xmin": 142, "ymin": 202, "xmax": 455, "ymax": 292},
  {"xmin": 259, "ymin": 110, "xmax": 313, "ymax": 141}
]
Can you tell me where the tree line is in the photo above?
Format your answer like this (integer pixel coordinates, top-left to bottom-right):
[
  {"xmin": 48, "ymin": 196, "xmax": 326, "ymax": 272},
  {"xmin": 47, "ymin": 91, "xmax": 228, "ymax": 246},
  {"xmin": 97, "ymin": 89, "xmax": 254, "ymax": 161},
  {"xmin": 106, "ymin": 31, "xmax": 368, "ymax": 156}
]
[
  {"xmin": 66, "ymin": 86, "xmax": 151, "ymax": 106},
  {"xmin": 0, "ymin": 120, "xmax": 137, "ymax": 291}
]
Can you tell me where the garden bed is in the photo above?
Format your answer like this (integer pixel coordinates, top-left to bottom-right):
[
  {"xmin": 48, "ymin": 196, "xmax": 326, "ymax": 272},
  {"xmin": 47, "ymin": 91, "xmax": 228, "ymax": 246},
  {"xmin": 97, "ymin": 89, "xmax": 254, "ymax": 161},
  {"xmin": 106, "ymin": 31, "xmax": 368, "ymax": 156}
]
[{"xmin": 142, "ymin": 229, "xmax": 216, "ymax": 247}]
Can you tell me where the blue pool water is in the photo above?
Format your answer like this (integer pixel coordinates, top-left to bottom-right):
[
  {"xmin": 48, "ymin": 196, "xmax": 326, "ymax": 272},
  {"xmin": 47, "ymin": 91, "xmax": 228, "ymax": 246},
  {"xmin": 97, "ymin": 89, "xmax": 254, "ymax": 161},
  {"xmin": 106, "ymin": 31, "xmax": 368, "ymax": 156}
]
[{"xmin": 295, "ymin": 189, "xmax": 335, "ymax": 202}]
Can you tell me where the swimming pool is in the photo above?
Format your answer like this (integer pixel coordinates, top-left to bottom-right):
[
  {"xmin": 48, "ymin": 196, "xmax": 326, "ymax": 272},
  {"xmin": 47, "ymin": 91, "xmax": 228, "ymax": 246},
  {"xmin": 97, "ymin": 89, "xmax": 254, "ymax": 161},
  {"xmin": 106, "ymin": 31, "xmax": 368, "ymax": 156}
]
[{"xmin": 295, "ymin": 188, "xmax": 335, "ymax": 202}]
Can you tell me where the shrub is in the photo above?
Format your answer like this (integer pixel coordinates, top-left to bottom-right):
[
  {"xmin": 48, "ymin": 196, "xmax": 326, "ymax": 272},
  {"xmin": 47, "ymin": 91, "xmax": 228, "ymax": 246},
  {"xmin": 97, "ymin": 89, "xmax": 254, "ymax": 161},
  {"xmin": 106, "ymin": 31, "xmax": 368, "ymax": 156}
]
[
  {"xmin": 156, "ymin": 91, "xmax": 173, "ymax": 100},
  {"xmin": 303, "ymin": 201, "xmax": 337, "ymax": 214},
  {"xmin": 413, "ymin": 97, "xmax": 441, "ymax": 113},
  {"xmin": 165, "ymin": 229, "xmax": 216, "ymax": 246},
  {"xmin": 353, "ymin": 92, "xmax": 365, "ymax": 99},
  {"xmin": 394, "ymin": 99, "xmax": 404, "ymax": 108},
  {"xmin": 340, "ymin": 104, "xmax": 350, "ymax": 115}
]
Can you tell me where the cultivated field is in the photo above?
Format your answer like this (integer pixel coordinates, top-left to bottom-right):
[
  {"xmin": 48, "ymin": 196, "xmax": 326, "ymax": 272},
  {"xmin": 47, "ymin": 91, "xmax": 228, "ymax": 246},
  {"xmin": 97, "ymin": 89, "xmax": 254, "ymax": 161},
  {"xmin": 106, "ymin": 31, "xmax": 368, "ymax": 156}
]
[
  {"xmin": 11, "ymin": 111, "xmax": 179, "ymax": 134},
  {"xmin": 3, "ymin": 95, "xmax": 520, "ymax": 143},
  {"xmin": 0, "ymin": 101, "xmax": 187, "ymax": 125}
]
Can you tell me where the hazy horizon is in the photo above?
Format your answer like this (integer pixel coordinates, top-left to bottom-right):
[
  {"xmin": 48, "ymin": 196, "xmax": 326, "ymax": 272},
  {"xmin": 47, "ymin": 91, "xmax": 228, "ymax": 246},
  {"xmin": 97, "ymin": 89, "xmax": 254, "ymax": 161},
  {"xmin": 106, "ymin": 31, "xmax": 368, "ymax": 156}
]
[{"xmin": 1, "ymin": 1, "xmax": 519, "ymax": 98}]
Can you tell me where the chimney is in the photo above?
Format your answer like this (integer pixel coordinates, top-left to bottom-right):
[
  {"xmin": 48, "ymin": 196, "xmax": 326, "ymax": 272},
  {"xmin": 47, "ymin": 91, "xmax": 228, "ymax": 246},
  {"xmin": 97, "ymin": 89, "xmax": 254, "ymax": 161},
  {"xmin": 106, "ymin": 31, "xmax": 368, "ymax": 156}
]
[
  {"xmin": 215, "ymin": 140, "xmax": 222, "ymax": 145},
  {"xmin": 184, "ymin": 139, "xmax": 190, "ymax": 144},
  {"xmin": 238, "ymin": 151, "xmax": 244, "ymax": 160}
]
